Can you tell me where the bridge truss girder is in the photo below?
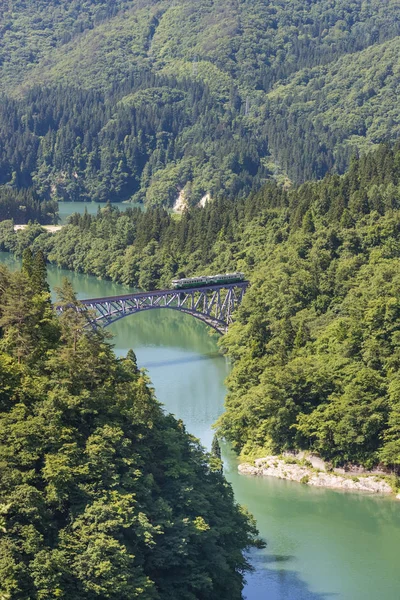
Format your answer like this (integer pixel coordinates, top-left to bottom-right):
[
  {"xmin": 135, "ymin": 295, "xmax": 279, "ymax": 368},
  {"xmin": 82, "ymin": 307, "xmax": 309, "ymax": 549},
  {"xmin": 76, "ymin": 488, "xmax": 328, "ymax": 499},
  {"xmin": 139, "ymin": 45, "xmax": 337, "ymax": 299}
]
[{"xmin": 78, "ymin": 282, "xmax": 249, "ymax": 334}]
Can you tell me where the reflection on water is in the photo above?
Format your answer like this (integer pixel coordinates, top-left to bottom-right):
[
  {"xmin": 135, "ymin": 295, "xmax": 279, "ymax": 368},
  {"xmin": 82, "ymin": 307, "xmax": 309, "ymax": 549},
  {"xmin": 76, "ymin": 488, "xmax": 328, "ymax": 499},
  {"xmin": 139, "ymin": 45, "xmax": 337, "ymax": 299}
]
[
  {"xmin": 110, "ymin": 311, "xmax": 229, "ymax": 450},
  {"xmin": 109, "ymin": 311, "xmax": 220, "ymax": 355},
  {"xmin": 144, "ymin": 352, "xmax": 222, "ymax": 369},
  {"xmin": 57, "ymin": 201, "xmax": 142, "ymax": 224},
  {"xmin": 1, "ymin": 250, "xmax": 400, "ymax": 600},
  {"xmin": 244, "ymin": 550, "xmax": 340, "ymax": 600}
]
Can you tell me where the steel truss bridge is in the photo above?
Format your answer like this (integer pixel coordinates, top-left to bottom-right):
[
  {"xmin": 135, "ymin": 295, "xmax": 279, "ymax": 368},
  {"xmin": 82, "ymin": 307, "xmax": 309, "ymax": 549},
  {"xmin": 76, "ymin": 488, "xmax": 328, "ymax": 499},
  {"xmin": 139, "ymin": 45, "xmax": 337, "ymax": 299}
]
[{"xmin": 72, "ymin": 281, "xmax": 249, "ymax": 334}]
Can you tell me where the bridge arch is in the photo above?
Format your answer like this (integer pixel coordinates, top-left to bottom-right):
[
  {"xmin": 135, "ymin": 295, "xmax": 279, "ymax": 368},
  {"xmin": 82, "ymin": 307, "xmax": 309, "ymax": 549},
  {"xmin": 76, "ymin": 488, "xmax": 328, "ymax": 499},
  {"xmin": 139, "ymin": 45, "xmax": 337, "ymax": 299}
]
[{"xmin": 71, "ymin": 282, "xmax": 249, "ymax": 335}]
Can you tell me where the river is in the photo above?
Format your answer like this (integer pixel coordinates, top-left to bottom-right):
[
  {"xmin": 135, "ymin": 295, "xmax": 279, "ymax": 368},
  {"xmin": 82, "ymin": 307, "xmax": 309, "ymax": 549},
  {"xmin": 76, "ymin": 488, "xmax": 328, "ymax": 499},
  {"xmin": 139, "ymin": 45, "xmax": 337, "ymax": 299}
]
[
  {"xmin": 57, "ymin": 201, "xmax": 142, "ymax": 224},
  {"xmin": 1, "ymin": 249, "xmax": 400, "ymax": 600}
]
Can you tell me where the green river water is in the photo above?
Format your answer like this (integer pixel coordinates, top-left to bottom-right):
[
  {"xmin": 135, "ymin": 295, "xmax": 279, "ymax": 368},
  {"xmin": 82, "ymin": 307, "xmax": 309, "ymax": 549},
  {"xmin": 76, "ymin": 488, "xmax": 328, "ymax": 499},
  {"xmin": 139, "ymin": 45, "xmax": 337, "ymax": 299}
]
[
  {"xmin": 1, "ymin": 234, "xmax": 400, "ymax": 599},
  {"xmin": 58, "ymin": 201, "xmax": 142, "ymax": 224}
]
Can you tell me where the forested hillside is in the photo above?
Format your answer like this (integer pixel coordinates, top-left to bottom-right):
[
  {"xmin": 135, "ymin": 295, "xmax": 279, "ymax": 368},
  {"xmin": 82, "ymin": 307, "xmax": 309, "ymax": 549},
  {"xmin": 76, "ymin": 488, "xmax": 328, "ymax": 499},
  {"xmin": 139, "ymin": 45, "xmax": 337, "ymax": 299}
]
[
  {"xmin": 1, "ymin": 0, "xmax": 400, "ymax": 206},
  {"xmin": 0, "ymin": 258, "xmax": 258, "ymax": 599},
  {"xmin": 0, "ymin": 186, "xmax": 57, "ymax": 224},
  {"xmin": 0, "ymin": 77, "xmax": 265, "ymax": 206},
  {"xmin": 265, "ymin": 36, "xmax": 400, "ymax": 182},
  {"xmin": 5, "ymin": 144, "xmax": 400, "ymax": 470}
]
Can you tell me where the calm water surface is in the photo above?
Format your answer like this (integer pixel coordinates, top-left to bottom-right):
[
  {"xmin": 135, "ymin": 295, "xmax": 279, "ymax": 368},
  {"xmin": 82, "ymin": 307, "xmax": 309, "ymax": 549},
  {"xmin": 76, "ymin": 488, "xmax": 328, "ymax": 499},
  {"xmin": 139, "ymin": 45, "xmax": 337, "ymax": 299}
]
[
  {"xmin": 1, "ymin": 249, "xmax": 399, "ymax": 600},
  {"xmin": 57, "ymin": 201, "xmax": 142, "ymax": 224}
]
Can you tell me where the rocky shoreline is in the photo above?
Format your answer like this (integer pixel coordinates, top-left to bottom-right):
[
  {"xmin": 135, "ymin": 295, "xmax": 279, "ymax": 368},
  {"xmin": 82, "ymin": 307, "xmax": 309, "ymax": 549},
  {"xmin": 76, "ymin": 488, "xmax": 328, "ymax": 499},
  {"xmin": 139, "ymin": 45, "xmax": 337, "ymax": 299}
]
[{"xmin": 239, "ymin": 455, "xmax": 397, "ymax": 496}]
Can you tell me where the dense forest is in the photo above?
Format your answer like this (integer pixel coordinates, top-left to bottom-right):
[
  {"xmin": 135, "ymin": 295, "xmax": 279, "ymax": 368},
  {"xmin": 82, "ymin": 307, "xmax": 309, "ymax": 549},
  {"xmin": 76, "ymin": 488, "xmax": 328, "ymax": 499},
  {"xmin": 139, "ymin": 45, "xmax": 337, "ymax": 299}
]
[
  {"xmin": 3, "ymin": 1, "xmax": 400, "ymax": 594},
  {"xmin": 0, "ymin": 186, "xmax": 57, "ymax": 224},
  {"xmin": 0, "ymin": 255, "xmax": 259, "ymax": 599},
  {"xmin": 0, "ymin": 0, "xmax": 400, "ymax": 207},
  {"xmin": 0, "ymin": 77, "xmax": 265, "ymax": 206},
  {"xmin": 4, "ymin": 144, "xmax": 400, "ymax": 470}
]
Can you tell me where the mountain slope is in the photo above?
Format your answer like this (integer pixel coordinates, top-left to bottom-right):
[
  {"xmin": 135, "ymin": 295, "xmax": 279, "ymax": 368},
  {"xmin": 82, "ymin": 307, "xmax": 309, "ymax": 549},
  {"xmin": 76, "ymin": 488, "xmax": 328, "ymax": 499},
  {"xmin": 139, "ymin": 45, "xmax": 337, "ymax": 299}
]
[
  {"xmin": 1, "ymin": 0, "xmax": 400, "ymax": 205},
  {"xmin": 2, "ymin": 0, "xmax": 399, "ymax": 96},
  {"xmin": 265, "ymin": 36, "xmax": 400, "ymax": 182}
]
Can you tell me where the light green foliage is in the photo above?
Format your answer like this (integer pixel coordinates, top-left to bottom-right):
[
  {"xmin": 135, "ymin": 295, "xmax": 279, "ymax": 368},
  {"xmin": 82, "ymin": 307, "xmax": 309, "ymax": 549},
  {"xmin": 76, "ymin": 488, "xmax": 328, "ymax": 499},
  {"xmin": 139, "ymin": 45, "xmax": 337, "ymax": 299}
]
[
  {"xmin": 2, "ymin": 0, "xmax": 398, "ymax": 96},
  {"xmin": 0, "ymin": 257, "xmax": 59, "ymax": 364},
  {"xmin": 0, "ymin": 264, "xmax": 259, "ymax": 599}
]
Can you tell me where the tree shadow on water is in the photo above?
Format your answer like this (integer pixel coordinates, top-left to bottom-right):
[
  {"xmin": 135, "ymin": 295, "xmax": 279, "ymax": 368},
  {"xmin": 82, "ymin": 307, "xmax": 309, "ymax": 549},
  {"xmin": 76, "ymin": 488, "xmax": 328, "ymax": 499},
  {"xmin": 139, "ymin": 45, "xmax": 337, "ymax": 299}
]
[
  {"xmin": 144, "ymin": 351, "xmax": 222, "ymax": 368},
  {"xmin": 244, "ymin": 553, "xmax": 339, "ymax": 600}
]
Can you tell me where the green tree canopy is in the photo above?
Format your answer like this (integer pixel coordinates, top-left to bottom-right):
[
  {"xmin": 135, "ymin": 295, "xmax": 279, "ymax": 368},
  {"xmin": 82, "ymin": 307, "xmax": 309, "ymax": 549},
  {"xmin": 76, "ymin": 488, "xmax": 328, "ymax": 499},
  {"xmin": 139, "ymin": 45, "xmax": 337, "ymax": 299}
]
[{"xmin": 0, "ymin": 265, "xmax": 260, "ymax": 599}]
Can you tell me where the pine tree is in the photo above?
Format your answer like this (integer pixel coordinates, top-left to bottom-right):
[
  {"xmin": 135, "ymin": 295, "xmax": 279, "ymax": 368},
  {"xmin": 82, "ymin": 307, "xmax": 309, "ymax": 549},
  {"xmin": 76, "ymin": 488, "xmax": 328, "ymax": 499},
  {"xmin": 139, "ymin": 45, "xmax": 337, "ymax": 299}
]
[
  {"xmin": 211, "ymin": 434, "xmax": 223, "ymax": 472},
  {"xmin": 0, "ymin": 271, "xmax": 35, "ymax": 363},
  {"xmin": 21, "ymin": 247, "xmax": 34, "ymax": 278},
  {"xmin": 55, "ymin": 278, "xmax": 85, "ymax": 352},
  {"xmin": 31, "ymin": 250, "xmax": 50, "ymax": 295},
  {"xmin": 126, "ymin": 348, "xmax": 139, "ymax": 374},
  {"xmin": 211, "ymin": 434, "xmax": 222, "ymax": 460}
]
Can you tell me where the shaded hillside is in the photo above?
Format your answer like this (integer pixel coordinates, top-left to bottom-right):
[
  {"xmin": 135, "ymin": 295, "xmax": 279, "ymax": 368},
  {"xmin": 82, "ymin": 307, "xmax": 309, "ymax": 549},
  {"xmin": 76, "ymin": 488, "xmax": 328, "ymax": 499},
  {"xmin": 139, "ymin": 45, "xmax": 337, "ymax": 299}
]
[
  {"xmin": 0, "ymin": 187, "xmax": 57, "ymax": 224},
  {"xmin": 0, "ymin": 77, "xmax": 266, "ymax": 205}
]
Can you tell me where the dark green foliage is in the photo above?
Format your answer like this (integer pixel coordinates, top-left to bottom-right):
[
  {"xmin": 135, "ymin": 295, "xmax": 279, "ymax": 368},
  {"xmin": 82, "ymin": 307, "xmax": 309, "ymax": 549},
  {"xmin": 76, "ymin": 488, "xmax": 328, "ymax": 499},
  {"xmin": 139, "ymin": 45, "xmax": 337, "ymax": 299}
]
[
  {"xmin": 0, "ymin": 0, "xmax": 400, "ymax": 203},
  {"xmin": 0, "ymin": 187, "xmax": 58, "ymax": 224},
  {"xmin": 211, "ymin": 435, "xmax": 222, "ymax": 461},
  {"xmin": 0, "ymin": 78, "xmax": 267, "ymax": 206},
  {"xmin": 0, "ymin": 265, "xmax": 259, "ymax": 599},
  {"xmin": 21, "ymin": 248, "xmax": 34, "ymax": 278},
  {"xmin": 211, "ymin": 434, "xmax": 223, "ymax": 473},
  {"xmin": 31, "ymin": 250, "xmax": 50, "ymax": 295}
]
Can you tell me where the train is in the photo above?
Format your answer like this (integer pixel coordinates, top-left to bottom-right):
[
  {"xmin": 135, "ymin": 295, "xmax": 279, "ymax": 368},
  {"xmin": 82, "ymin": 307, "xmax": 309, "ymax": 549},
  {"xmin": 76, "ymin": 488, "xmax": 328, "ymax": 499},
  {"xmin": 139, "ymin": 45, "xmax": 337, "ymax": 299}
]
[{"xmin": 171, "ymin": 272, "xmax": 245, "ymax": 289}]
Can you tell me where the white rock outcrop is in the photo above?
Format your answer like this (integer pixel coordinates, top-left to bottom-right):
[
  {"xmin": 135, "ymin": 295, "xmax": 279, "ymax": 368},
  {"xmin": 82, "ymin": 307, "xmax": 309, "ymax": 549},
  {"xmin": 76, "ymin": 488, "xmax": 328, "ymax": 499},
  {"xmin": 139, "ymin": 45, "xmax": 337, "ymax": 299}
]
[
  {"xmin": 173, "ymin": 189, "xmax": 188, "ymax": 213},
  {"xmin": 238, "ymin": 456, "xmax": 394, "ymax": 495},
  {"xmin": 198, "ymin": 193, "xmax": 211, "ymax": 208}
]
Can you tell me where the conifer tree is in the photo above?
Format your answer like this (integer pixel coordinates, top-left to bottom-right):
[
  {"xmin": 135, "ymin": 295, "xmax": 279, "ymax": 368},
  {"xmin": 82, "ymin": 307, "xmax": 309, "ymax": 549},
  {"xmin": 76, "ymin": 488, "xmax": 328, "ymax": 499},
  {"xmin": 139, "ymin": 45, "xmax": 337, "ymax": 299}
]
[
  {"xmin": 31, "ymin": 250, "xmax": 50, "ymax": 295},
  {"xmin": 211, "ymin": 434, "xmax": 222, "ymax": 461},
  {"xmin": 55, "ymin": 278, "xmax": 86, "ymax": 352},
  {"xmin": 21, "ymin": 247, "xmax": 34, "ymax": 278},
  {"xmin": 126, "ymin": 348, "xmax": 139, "ymax": 374}
]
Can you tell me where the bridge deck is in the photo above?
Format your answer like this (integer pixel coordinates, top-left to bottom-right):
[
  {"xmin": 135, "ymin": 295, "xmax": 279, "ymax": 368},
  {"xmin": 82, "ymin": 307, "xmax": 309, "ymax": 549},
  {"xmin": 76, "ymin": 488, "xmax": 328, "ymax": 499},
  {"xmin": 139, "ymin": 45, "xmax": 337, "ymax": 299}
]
[{"xmin": 80, "ymin": 281, "xmax": 249, "ymax": 305}]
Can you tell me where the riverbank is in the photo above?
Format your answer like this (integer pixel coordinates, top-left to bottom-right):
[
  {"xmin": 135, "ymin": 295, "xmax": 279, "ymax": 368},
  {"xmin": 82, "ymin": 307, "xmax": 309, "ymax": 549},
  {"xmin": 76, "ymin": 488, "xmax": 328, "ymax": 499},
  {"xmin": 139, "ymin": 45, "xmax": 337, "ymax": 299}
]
[
  {"xmin": 239, "ymin": 455, "xmax": 398, "ymax": 496},
  {"xmin": 14, "ymin": 224, "xmax": 63, "ymax": 233}
]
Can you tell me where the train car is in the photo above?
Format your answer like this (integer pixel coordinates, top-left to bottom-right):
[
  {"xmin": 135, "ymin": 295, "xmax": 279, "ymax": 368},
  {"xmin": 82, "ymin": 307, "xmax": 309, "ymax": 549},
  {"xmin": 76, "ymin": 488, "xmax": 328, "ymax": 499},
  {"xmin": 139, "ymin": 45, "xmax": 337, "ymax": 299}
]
[{"xmin": 171, "ymin": 272, "xmax": 245, "ymax": 289}]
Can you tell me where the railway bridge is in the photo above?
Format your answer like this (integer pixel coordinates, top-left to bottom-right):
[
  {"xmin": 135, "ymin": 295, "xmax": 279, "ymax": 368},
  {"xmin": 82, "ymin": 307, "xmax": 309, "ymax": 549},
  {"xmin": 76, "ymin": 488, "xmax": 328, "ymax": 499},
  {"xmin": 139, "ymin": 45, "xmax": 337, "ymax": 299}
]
[{"xmin": 62, "ymin": 281, "xmax": 249, "ymax": 334}]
